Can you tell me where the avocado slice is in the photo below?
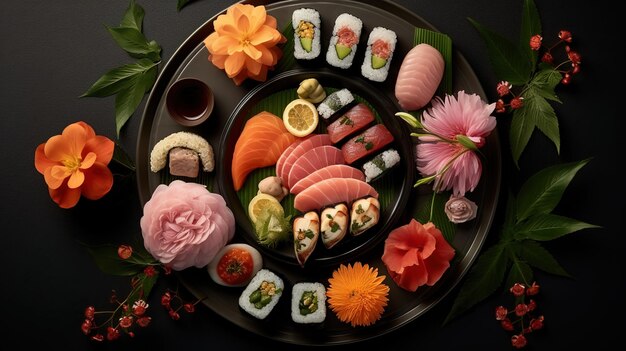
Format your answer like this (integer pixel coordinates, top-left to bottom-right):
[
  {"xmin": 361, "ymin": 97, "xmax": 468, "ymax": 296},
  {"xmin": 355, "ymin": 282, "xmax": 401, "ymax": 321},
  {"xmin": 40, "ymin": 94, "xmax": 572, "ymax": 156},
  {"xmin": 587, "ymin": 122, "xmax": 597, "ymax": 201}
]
[
  {"xmin": 335, "ymin": 44, "xmax": 352, "ymax": 60},
  {"xmin": 300, "ymin": 37, "xmax": 313, "ymax": 52},
  {"xmin": 371, "ymin": 55, "xmax": 387, "ymax": 69}
]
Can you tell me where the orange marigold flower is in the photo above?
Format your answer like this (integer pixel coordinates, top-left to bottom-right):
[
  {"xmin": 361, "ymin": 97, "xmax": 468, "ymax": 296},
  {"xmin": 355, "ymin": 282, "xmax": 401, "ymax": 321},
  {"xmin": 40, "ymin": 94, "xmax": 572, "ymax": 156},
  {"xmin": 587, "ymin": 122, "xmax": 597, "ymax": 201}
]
[
  {"xmin": 203, "ymin": 4, "xmax": 286, "ymax": 86},
  {"xmin": 34, "ymin": 121, "xmax": 114, "ymax": 209},
  {"xmin": 327, "ymin": 262, "xmax": 389, "ymax": 327}
]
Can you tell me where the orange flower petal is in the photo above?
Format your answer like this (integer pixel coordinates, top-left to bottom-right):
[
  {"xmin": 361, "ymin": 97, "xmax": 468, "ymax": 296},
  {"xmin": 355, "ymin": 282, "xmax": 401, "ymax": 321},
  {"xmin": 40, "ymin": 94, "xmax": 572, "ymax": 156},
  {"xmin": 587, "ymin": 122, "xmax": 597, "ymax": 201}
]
[
  {"xmin": 81, "ymin": 163, "xmax": 113, "ymax": 200},
  {"xmin": 255, "ymin": 45, "xmax": 275, "ymax": 66},
  {"xmin": 75, "ymin": 121, "xmax": 96, "ymax": 139},
  {"xmin": 44, "ymin": 123, "xmax": 88, "ymax": 162},
  {"xmin": 242, "ymin": 44, "xmax": 262, "ymax": 61},
  {"xmin": 34, "ymin": 143, "xmax": 57, "ymax": 174},
  {"xmin": 247, "ymin": 5, "xmax": 267, "ymax": 33},
  {"xmin": 264, "ymin": 14, "xmax": 278, "ymax": 29},
  {"xmin": 245, "ymin": 57, "xmax": 262, "ymax": 76},
  {"xmin": 249, "ymin": 25, "xmax": 279, "ymax": 46},
  {"xmin": 212, "ymin": 35, "xmax": 240, "ymax": 56},
  {"xmin": 67, "ymin": 170, "xmax": 85, "ymax": 189},
  {"xmin": 49, "ymin": 184, "xmax": 81, "ymax": 209},
  {"xmin": 225, "ymin": 51, "xmax": 246, "ymax": 78},
  {"xmin": 44, "ymin": 165, "xmax": 67, "ymax": 189},
  {"xmin": 83, "ymin": 136, "xmax": 114, "ymax": 165},
  {"xmin": 80, "ymin": 152, "xmax": 97, "ymax": 169},
  {"xmin": 210, "ymin": 53, "xmax": 227, "ymax": 70}
]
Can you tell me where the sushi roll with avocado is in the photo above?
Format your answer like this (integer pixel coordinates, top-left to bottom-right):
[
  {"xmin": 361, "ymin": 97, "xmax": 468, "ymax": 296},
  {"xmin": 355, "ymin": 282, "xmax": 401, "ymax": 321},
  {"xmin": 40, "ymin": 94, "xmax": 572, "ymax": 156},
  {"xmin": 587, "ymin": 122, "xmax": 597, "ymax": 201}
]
[
  {"xmin": 362, "ymin": 149, "xmax": 401, "ymax": 182},
  {"xmin": 291, "ymin": 282, "xmax": 327, "ymax": 324},
  {"xmin": 361, "ymin": 27, "xmax": 397, "ymax": 82},
  {"xmin": 238, "ymin": 269, "xmax": 284, "ymax": 320},
  {"xmin": 293, "ymin": 8, "xmax": 321, "ymax": 60},
  {"xmin": 317, "ymin": 88, "xmax": 354, "ymax": 119},
  {"xmin": 326, "ymin": 13, "xmax": 363, "ymax": 69}
]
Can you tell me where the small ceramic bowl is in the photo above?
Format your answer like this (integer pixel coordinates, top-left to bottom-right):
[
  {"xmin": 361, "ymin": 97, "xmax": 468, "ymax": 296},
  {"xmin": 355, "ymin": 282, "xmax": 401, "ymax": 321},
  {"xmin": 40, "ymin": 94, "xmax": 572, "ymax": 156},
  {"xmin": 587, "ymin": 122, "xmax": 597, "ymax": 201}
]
[{"xmin": 165, "ymin": 77, "xmax": 214, "ymax": 127}]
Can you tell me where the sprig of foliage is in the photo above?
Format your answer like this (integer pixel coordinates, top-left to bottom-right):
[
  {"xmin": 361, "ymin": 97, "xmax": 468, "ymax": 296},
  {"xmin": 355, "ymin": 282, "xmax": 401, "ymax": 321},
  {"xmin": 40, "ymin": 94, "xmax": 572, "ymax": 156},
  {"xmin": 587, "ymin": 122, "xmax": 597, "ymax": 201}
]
[
  {"xmin": 445, "ymin": 159, "xmax": 599, "ymax": 323},
  {"xmin": 81, "ymin": 0, "xmax": 161, "ymax": 136}
]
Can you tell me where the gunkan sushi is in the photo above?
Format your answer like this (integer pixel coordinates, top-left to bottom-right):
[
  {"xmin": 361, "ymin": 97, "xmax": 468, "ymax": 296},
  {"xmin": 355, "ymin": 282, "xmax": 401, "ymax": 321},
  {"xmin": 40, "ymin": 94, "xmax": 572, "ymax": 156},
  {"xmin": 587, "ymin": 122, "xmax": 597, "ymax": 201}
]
[
  {"xmin": 238, "ymin": 269, "xmax": 284, "ymax": 319},
  {"xmin": 361, "ymin": 27, "xmax": 397, "ymax": 82},
  {"xmin": 326, "ymin": 13, "xmax": 362, "ymax": 69},
  {"xmin": 293, "ymin": 8, "xmax": 321, "ymax": 60},
  {"xmin": 291, "ymin": 282, "xmax": 327, "ymax": 324}
]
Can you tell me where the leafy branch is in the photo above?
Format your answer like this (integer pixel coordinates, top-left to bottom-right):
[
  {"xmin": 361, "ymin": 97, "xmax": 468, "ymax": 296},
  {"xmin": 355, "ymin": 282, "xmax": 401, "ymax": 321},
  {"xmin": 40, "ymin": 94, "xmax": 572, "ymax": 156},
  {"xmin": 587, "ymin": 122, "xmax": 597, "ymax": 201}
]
[{"xmin": 81, "ymin": 0, "xmax": 161, "ymax": 136}]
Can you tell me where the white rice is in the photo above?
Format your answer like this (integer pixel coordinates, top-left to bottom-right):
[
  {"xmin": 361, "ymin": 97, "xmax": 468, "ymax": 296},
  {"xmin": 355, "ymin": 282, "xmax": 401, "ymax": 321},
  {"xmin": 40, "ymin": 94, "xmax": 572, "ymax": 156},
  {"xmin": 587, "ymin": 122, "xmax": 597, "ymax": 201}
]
[
  {"xmin": 292, "ymin": 8, "xmax": 321, "ymax": 60},
  {"xmin": 150, "ymin": 131, "xmax": 214, "ymax": 173},
  {"xmin": 363, "ymin": 149, "xmax": 400, "ymax": 182},
  {"xmin": 291, "ymin": 282, "xmax": 327, "ymax": 324},
  {"xmin": 317, "ymin": 88, "xmax": 354, "ymax": 119},
  {"xmin": 238, "ymin": 269, "xmax": 284, "ymax": 320},
  {"xmin": 326, "ymin": 13, "xmax": 363, "ymax": 69},
  {"xmin": 361, "ymin": 27, "xmax": 397, "ymax": 82}
]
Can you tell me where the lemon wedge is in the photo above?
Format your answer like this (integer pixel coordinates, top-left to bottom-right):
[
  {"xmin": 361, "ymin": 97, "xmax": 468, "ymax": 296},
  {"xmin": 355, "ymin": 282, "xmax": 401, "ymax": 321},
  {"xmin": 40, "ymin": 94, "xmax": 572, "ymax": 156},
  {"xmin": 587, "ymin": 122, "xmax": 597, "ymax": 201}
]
[
  {"xmin": 282, "ymin": 99, "xmax": 319, "ymax": 137},
  {"xmin": 248, "ymin": 193, "xmax": 284, "ymax": 224}
]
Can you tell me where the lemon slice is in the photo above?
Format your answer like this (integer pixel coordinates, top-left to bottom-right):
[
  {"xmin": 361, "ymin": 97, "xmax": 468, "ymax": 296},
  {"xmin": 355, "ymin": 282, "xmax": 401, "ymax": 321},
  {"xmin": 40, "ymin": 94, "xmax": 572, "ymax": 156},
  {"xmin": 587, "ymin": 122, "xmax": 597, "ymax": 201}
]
[
  {"xmin": 283, "ymin": 99, "xmax": 319, "ymax": 137},
  {"xmin": 248, "ymin": 193, "xmax": 284, "ymax": 224}
]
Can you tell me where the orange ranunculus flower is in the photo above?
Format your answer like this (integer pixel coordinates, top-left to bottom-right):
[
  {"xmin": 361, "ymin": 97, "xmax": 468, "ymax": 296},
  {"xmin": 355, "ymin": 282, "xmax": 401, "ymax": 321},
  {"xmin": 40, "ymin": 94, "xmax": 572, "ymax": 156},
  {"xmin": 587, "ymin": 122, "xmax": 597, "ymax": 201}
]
[
  {"xmin": 34, "ymin": 121, "xmax": 114, "ymax": 209},
  {"xmin": 203, "ymin": 4, "xmax": 286, "ymax": 86}
]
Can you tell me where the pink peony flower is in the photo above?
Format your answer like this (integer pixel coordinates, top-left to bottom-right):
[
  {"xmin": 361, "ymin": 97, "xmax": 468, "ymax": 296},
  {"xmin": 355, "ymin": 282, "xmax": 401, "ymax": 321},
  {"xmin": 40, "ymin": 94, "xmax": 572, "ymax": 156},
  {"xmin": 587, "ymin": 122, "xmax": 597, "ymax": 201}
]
[
  {"xmin": 381, "ymin": 219, "xmax": 455, "ymax": 291},
  {"xmin": 417, "ymin": 90, "xmax": 497, "ymax": 196},
  {"xmin": 140, "ymin": 180, "xmax": 235, "ymax": 270}
]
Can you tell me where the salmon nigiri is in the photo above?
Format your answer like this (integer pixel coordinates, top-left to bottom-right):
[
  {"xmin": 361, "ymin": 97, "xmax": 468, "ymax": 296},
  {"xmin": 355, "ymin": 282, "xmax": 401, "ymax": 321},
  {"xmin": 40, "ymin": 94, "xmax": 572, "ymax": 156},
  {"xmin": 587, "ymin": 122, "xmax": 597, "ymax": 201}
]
[
  {"xmin": 232, "ymin": 112, "xmax": 300, "ymax": 190},
  {"xmin": 395, "ymin": 43, "xmax": 444, "ymax": 111}
]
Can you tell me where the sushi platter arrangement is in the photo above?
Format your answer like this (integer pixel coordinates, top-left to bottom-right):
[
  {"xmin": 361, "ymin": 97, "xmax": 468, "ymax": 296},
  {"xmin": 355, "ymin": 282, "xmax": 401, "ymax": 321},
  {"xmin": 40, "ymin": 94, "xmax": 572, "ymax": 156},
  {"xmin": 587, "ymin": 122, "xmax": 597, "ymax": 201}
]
[{"xmin": 136, "ymin": 0, "xmax": 500, "ymax": 345}]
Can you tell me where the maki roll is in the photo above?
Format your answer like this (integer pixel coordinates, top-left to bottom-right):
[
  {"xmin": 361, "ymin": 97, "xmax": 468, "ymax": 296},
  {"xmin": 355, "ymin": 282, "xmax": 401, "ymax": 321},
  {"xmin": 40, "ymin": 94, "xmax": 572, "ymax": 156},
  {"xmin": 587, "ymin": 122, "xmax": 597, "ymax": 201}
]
[
  {"xmin": 293, "ymin": 8, "xmax": 321, "ymax": 60},
  {"xmin": 239, "ymin": 269, "xmax": 284, "ymax": 320},
  {"xmin": 361, "ymin": 27, "xmax": 397, "ymax": 82},
  {"xmin": 317, "ymin": 88, "xmax": 354, "ymax": 119},
  {"xmin": 326, "ymin": 13, "xmax": 363, "ymax": 69},
  {"xmin": 362, "ymin": 149, "xmax": 401, "ymax": 182},
  {"xmin": 291, "ymin": 282, "xmax": 327, "ymax": 324}
]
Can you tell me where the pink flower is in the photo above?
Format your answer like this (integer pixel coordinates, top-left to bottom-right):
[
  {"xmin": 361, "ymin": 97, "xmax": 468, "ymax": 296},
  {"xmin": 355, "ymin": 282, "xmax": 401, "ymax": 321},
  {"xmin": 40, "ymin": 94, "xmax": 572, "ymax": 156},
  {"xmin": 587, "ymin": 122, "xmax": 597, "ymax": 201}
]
[
  {"xmin": 417, "ymin": 91, "xmax": 497, "ymax": 196},
  {"xmin": 381, "ymin": 219, "xmax": 455, "ymax": 291},
  {"xmin": 140, "ymin": 180, "xmax": 235, "ymax": 270}
]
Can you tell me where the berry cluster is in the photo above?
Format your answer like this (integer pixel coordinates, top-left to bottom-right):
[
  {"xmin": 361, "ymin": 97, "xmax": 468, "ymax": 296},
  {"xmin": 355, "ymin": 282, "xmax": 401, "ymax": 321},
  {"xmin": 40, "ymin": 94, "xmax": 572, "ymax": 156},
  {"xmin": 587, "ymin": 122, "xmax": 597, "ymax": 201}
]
[
  {"xmin": 81, "ymin": 294, "xmax": 152, "ymax": 342},
  {"xmin": 160, "ymin": 289, "xmax": 202, "ymax": 320},
  {"xmin": 495, "ymin": 282, "xmax": 544, "ymax": 349}
]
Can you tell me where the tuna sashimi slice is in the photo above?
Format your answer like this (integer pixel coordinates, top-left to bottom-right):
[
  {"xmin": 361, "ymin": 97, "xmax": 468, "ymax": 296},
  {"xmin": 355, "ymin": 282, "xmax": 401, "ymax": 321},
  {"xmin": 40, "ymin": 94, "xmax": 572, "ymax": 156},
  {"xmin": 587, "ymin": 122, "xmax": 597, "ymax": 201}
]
[
  {"xmin": 290, "ymin": 164, "xmax": 365, "ymax": 194},
  {"xmin": 275, "ymin": 139, "xmax": 304, "ymax": 179},
  {"xmin": 326, "ymin": 103, "xmax": 376, "ymax": 144},
  {"xmin": 294, "ymin": 178, "xmax": 378, "ymax": 212},
  {"xmin": 341, "ymin": 124, "xmax": 394, "ymax": 164},
  {"xmin": 279, "ymin": 134, "xmax": 332, "ymax": 187},
  {"xmin": 287, "ymin": 145, "xmax": 345, "ymax": 189}
]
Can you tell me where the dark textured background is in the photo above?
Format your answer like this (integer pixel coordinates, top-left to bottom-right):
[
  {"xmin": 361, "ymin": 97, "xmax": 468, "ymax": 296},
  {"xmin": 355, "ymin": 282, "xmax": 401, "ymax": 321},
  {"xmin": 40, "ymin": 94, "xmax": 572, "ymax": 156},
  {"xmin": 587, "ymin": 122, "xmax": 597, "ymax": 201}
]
[{"xmin": 1, "ymin": 0, "xmax": 620, "ymax": 348}]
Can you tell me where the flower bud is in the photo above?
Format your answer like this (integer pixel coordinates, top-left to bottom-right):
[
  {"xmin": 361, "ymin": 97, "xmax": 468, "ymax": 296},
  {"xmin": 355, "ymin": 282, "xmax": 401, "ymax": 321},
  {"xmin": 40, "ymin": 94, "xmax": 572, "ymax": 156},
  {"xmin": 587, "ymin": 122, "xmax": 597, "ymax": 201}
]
[
  {"xmin": 529, "ymin": 34, "xmax": 542, "ymax": 50},
  {"xmin": 444, "ymin": 195, "xmax": 478, "ymax": 223}
]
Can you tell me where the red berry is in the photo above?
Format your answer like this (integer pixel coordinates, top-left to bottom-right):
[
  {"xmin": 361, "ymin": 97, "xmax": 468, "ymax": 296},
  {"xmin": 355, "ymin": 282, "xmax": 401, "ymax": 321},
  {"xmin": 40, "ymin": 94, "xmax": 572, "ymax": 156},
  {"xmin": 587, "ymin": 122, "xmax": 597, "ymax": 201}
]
[
  {"xmin": 511, "ymin": 334, "xmax": 528, "ymax": 349},
  {"xmin": 526, "ymin": 282, "xmax": 540, "ymax": 296},
  {"xmin": 572, "ymin": 64, "xmax": 581, "ymax": 74},
  {"xmin": 106, "ymin": 327, "xmax": 120, "ymax": 341},
  {"xmin": 562, "ymin": 73, "xmax": 571, "ymax": 85},
  {"xmin": 91, "ymin": 334, "xmax": 104, "ymax": 342},
  {"xmin": 559, "ymin": 30, "xmax": 573, "ymax": 43},
  {"xmin": 529, "ymin": 34, "xmax": 542, "ymax": 50},
  {"xmin": 568, "ymin": 50, "xmax": 582, "ymax": 65},
  {"xmin": 169, "ymin": 309, "xmax": 180, "ymax": 320},
  {"xmin": 161, "ymin": 292, "xmax": 171, "ymax": 308},
  {"xmin": 515, "ymin": 303, "xmax": 529, "ymax": 317},
  {"xmin": 137, "ymin": 316, "xmax": 152, "ymax": 327},
  {"xmin": 119, "ymin": 315, "xmax": 133, "ymax": 329},
  {"xmin": 496, "ymin": 81, "xmax": 512, "ymax": 97},
  {"xmin": 510, "ymin": 97, "xmax": 524, "ymax": 110},
  {"xmin": 530, "ymin": 315, "xmax": 545, "ymax": 330},
  {"xmin": 527, "ymin": 299, "xmax": 537, "ymax": 312},
  {"xmin": 495, "ymin": 99, "xmax": 506, "ymax": 113},
  {"xmin": 501, "ymin": 319, "xmax": 514, "ymax": 331},
  {"xmin": 183, "ymin": 303, "xmax": 195, "ymax": 313},
  {"xmin": 541, "ymin": 52, "xmax": 554, "ymax": 64},
  {"xmin": 81, "ymin": 320, "xmax": 92, "ymax": 335},
  {"xmin": 495, "ymin": 306, "xmax": 508, "ymax": 320},
  {"xmin": 510, "ymin": 283, "xmax": 526, "ymax": 296},
  {"xmin": 144, "ymin": 266, "xmax": 157, "ymax": 277},
  {"xmin": 117, "ymin": 245, "xmax": 133, "ymax": 260}
]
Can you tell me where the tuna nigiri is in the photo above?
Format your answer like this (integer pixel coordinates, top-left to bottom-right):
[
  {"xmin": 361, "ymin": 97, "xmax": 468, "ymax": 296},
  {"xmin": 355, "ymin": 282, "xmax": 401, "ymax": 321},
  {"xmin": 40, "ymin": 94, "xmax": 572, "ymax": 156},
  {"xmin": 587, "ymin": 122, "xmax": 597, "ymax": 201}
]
[
  {"xmin": 326, "ymin": 103, "xmax": 375, "ymax": 144},
  {"xmin": 278, "ymin": 134, "xmax": 332, "ymax": 187},
  {"xmin": 232, "ymin": 112, "xmax": 300, "ymax": 190},
  {"xmin": 294, "ymin": 178, "xmax": 378, "ymax": 212},
  {"xmin": 290, "ymin": 164, "xmax": 365, "ymax": 194},
  {"xmin": 395, "ymin": 43, "xmax": 445, "ymax": 111},
  {"xmin": 341, "ymin": 124, "xmax": 394, "ymax": 164},
  {"xmin": 287, "ymin": 145, "xmax": 345, "ymax": 189}
]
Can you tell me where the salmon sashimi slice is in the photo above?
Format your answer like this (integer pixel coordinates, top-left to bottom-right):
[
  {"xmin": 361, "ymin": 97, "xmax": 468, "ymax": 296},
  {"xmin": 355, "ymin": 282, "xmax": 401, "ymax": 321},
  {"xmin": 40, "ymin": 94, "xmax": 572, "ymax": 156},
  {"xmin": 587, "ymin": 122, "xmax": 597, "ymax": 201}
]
[
  {"xmin": 287, "ymin": 145, "xmax": 345, "ymax": 189},
  {"xmin": 326, "ymin": 103, "xmax": 376, "ymax": 144},
  {"xmin": 294, "ymin": 177, "xmax": 378, "ymax": 212},
  {"xmin": 231, "ymin": 112, "xmax": 300, "ymax": 190},
  {"xmin": 279, "ymin": 134, "xmax": 332, "ymax": 187},
  {"xmin": 290, "ymin": 164, "xmax": 365, "ymax": 194},
  {"xmin": 341, "ymin": 124, "xmax": 394, "ymax": 164}
]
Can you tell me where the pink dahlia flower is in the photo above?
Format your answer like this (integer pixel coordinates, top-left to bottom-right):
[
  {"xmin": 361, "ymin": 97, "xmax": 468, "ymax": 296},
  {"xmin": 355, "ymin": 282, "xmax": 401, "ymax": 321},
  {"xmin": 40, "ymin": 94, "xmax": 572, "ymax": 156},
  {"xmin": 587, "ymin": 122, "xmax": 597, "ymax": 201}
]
[
  {"xmin": 417, "ymin": 91, "xmax": 496, "ymax": 196},
  {"xmin": 140, "ymin": 180, "xmax": 235, "ymax": 270}
]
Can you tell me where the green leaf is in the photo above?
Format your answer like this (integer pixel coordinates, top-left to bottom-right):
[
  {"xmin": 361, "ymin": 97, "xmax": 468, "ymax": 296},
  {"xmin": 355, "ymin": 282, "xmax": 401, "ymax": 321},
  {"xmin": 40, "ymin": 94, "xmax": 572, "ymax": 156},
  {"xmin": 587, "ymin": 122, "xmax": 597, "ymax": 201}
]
[
  {"xmin": 456, "ymin": 135, "xmax": 479, "ymax": 151},
  {"xmin": 274, "ymin": 23, "xmax": 295, "ymax": 73},
  {"xmin": 414, "ymin": 27, "xmax": 453, "ymax": 94},
  {"xmin": 516, "ymin": 159, "xmax": 590, "ymax": 221},
  {"xmin": 445, "ymin": 244, "xmax": 509, "ymax": 323},
  {"xmin": 528, "ymin": 93, "xmax": 560, "ymax": 153},
  {"xmin": 128, "ymin": 271, "xmax": 159, "ymax": 303},
  {"xmin": 120, "ymin": 0, "xmax": 144, "ymax": 32},
  {"xmin": 505, "ymin": 245, "xmax": 534, "ymax": 288},
  {"xmin": 112, "ymin": 141, "xmax": 136, "ymax": 172},
  {"xmin": 520, "ymin": 0, "xmax": 541, "ymax": 67},
  {"xmin": 106, "ymin": 26, "xmax": 161, "ymax": 61},
  {"xmin": 177, "ymin": 0, "xmax": 195, "ymax": 11},
  {"xmin": 509, "ymin": 106, "xmax": 535, "ymax": 167},
  {"xmin": 415, "ymin": 192, "xmax": 456, "ymax": 243},
  {"xmin": 85, "ymin": 245, "xmax": 156, "ymax": 276},
  {"xmin": 531, "ymin": 64, "xmax": 562, "ymax": 103},
  {"xmin": 468, "ymin": 17, "xmax": 532, "ymax": 85},
  {"xmin": 500, "ymin": 191, "xmax": 517, "ymax": 241},
  {"xmin": 81, "ymin": 59, "xmax": 157, "ymax": 98},
  {"xmin": 514, "ymin": 213, "xmax": 599, "ymax": 241},
  {"xmin": 395, "ymin": 112, "xmax": 422, "ymax": 129},
  {"xmin": 115, "ymin": 63, "xmax": 157, "ymax": 135},
  {"xmin": 512, "ymin": 240, "xmax": 570, "ymax": 277}
]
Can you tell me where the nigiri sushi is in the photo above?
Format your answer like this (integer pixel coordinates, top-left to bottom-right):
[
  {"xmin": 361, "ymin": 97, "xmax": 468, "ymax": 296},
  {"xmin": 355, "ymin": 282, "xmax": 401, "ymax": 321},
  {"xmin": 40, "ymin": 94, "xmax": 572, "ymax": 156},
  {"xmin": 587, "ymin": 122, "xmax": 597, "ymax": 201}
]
[
  {"xmin": 326, "ymin": 103, "xmax": 375, "ymax": 144},
  {"xmin": 341, "ymin": 124, "xmax": 394, "ymax": 164},
  {"xmin": 395, "ymin": 43, "xmax": 445, "ymax": 111},
  {"xmin": 294, "ymin": 177, "xmax": 378, "ymax": 212},
  {"xmin": 287, "ymin": 145, "xmax": 345, "ymax": 190}
]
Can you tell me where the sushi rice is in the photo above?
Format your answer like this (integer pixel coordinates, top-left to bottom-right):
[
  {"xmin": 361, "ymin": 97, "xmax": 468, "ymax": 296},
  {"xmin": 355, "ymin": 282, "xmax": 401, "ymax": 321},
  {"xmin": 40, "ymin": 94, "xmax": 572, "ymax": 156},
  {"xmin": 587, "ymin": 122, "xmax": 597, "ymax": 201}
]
[
  {"xmin": 317, "ymin": 88, "xmax": 354, "ymax": 119},
  {"xmin": 291, "ymin": 282, "xmax": 327, "ymax": 324},
  {"xmin": 292, "ymin": 8, "xmax": 321, "ymax": 60},
  {"xmin": 326, "ymin": 13, "xmax": 363, "ymax": 69},
  {"xmin": 361, "ymin": 27, "xmax": 397, "ymax": 82},
  {"xmin": 238, "ymin": 269, "xmax": 284, "ymax": 320},
  {"xmin": 363, "ymin": 149, "xmax": 401, "ymax": 182}
]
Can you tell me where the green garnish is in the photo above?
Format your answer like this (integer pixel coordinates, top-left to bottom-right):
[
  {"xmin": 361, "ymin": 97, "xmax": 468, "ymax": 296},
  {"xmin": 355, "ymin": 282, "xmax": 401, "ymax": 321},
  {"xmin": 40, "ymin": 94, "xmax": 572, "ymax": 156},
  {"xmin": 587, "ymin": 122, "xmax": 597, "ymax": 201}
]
[
  {"xmin": 339, "ymin": 116, "xmax": 354, "ymax": 126},
  {"xmin": 299, "ymin": 291, "xmax": 319, "ymax": 315},
  {"xmin": 365, "ymin": 142, "xmax": 374, "ymax": 151},
  {"xmin": 254, "ymin": 208, "xmax": 291, "ymax": 248}
]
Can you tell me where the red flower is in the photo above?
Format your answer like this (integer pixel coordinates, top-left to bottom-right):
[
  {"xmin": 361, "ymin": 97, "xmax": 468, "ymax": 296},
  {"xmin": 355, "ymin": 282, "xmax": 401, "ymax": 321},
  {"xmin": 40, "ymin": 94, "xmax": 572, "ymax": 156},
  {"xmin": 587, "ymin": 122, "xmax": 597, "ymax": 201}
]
[
  {"xmin": 510, "ymin": 283, "xmax": 526, "ymax": 296},
  {"xmin": 559, "ymin": 30, "xmax": 573, "ymax": 43},
  {"xmin": 117, "ymin": 245, "xmax": 133, "ymax": 260},
  {"xmin": 81, "ymin": 319, "xmax": 92, "ymax": 335},
  {"xmin": 529, "ymin": 34, "xmax": 542, "ymax": 50},
  {"xmin": 34, "ymin": 121, "xmax": 114, "ymax": 209},
  {"xmin": 526, "ymin": 282, "xmax": 540, "ymax": 296},
  {"xmin": 511, "ymin": 334, "xmax": 528, "ymax": 348},
  {"xmin": 510, "ymin": 97, "xmax": 524, "ymax": 110},
  {"xmin": 118, "ymin": 315, "xmax": 133, "ymax": 329},
  {"xmin": 169, "ymin": 310, "xmax": 180, "ymax": 320},
  {"xmin": 161, "ymin": 292, "xmax": 171, "ymax": 308},
  {"xmin": 106, "ymin": 327, "xmax": 120, "ymax": 341},
  {"xmin": 501, "ymin": 319, "xmax": 514, "ymax": 331},
  {"xmin": 495, "ymin": 306, "xmax": 508, "ymax": 320},
  {"xmin": 527, "ymin": 299, "xmax": 537, "ymax": 312},
  {"xmin": 567, "ymin": 50, "xmax": 581, "ymax": 65},
  {"xmin": 143, "ymin": 266, "xmax": 157, "ymax": 277},
  {"xmin": 541, "ymin": 52, "xmax": 553, "ymax": 64},
  {"xmin": 496, "ymin": 81, "xmax": 512, "ymax": 97},
  {"xmin": 183, "ymin": 303, "xmax": 195, "ymax": 313},
  {"xmin": 91, "ymin": 334, "xmax": 104, "ymax": 342},
  {"xmin": 84, "ymin": 306, "xmax": 95, "ymax": 320},
  {"xmin": 515, "ymin": 303, "xmax": 529, "ymax": 317},
  {"xmin": 495, "ymin": 99, "xmax": 506, "ymax": 113},
  {"xmin": 132, "ymin": 299, "xmax": 149, "ymax": 316},
  {"xmin": 136, "ymin": 316, "xmax": 152, "ymax": 327},
  {"xmin": 530, "ymin": 315, "xmax": 545, "ymax": 330}
]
